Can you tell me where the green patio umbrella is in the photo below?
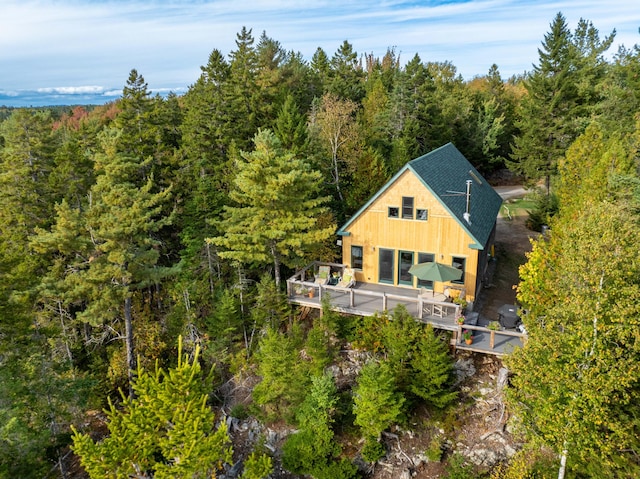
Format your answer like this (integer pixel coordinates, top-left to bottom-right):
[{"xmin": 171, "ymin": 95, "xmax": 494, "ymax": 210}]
[{"xmin": 408, "ymin": 261, "xmax": 462, "ymax": 283}]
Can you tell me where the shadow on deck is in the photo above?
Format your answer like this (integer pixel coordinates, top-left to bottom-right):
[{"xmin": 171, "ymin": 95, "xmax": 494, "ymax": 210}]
[{"xmin": 287, "ymin": 262, "xmax": 526, "ymax": 357}]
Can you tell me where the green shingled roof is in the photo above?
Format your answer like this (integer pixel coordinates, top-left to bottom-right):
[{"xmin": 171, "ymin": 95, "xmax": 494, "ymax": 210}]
[{"xmin": 338, "ymin": 143, "xmax": 503, "ymax": 249}]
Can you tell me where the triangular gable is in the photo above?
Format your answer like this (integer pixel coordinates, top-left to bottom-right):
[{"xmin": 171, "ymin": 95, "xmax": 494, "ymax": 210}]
[
  {"xmin": 338, "ymin": 143, "xmax": 502, "ymax": 249},
  {"xmin": 337, "ymin": 162, "xmax": 413, "ymax": 237}
]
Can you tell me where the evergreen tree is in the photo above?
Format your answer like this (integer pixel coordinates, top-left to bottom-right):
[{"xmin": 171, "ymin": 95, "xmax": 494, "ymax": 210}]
[
  {"xmin": 224, "ymin": 27, "xmax": 260, "ymax": 151},
  {"xmin": 329, "ymin": 40, "xmax": 365, "ymax": 102},
  {"xmin": 387, "ymin": 54, "xmax": 430, "ymax": 167},
  {"xmin": 178, "ymin": 48, "xmax": 233, "ymax": 318},
  {"xmin": 32, "ymin": 128, "xmax": 175, "ymax": 396},
  {"xmin": 255, "ymin": 31, "xmax": 287, "ymax": 124},
  {"xmin": 355, "ymin": 307, "xmax": 457, "ymax": 409},
  {"xmin": 252, "ymin": 326, "xmax": 309, "ymax": 422},
  {"xmin": 115, "ymin": 69, "xmax": 160, "ymax": 164},
  {"xmin": 353, "ymin": 360, "xmax": 405, "ymax": 461},
  {"xmin": 209, "ymin": 129, "xmax": 335, "ymax": 287},
  {"xmin": 72, "ymin": 338, "xmax": 233, "ymax": 478},
  {"xmin": 282, "ymin": 373, "xmax": 357, "ymax": 478},
  {"xmin": 509, "ymin": 13, "xmax": 615, "ymax": 191},
  {"xmin": 273, "ymin": 93, "xmax": 308, "ymax": 155},
  {"xmin": 0, "ymin": 110, "xmax": 55, "ymax": 315},
  {"xmin": 410, "ymin": 325, "xmax": 458, "ymax": 409},
  {"xmin": 310, "ymin": 47, "xmax": 331, "ymax": 92}
]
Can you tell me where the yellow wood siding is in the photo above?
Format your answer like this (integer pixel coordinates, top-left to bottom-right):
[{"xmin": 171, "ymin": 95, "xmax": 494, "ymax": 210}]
[{"xmin": 342, "ymin": 170, "xmax": 480, "ymax": 301}]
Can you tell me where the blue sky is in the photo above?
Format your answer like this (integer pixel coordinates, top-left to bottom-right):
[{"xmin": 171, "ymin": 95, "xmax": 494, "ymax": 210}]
[{"xmin": 2, "ymin": 0, "xmax": 639, "ymax": 107}]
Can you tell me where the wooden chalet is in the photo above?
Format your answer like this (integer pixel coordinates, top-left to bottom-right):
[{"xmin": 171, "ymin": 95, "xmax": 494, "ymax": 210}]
[
  {"xmin": 337, "ymin": 142, "xmax": 502, "ymax": 305},
  {"xmin": 287, "ymin": 144, "xmax": 526, "ymax": 356}
]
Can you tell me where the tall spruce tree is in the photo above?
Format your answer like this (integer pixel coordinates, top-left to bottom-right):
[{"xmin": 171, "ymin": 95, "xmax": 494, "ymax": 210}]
[
  {"xmin": 509, "ymin": 13, "xmax": 615, "ymax": 191},
  {"xmin": 32, "ymin": 128, "xmax": 174, "ymax": 396},
  {"xmin": 329, "ymin": 40, "xmax": 365, "ymax": 102},
  {"xmin": 224, "ymin": 27, "xmax": 260, "ymax": 151},
  {"xmin": 353, "ymin": 360, "xmax": 405, "ymax": 461},
  {"xmin": 177, "ymin": 48, "xmax": 233, "ymax": 319}
]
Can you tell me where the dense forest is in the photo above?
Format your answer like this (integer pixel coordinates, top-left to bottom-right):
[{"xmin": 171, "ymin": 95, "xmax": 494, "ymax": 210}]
[{"xmin": 2, "ymin": 11, "xmax": 640, "ymax": 479}]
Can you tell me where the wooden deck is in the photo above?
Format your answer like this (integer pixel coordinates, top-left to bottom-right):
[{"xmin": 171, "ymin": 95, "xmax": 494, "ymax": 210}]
[{"xmin": 287, "ymin": 264, "xmax": 526, "ymax": 356}]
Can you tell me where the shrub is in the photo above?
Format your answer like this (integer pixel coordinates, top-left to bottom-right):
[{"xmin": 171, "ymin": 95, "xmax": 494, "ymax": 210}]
[
  {"xmin": 361, "ymin": 437, "xmax": 386, "ymax": 463},
  {"xmin": 425, "ymin": 435, "xmax": 444, "ymax": 462}
]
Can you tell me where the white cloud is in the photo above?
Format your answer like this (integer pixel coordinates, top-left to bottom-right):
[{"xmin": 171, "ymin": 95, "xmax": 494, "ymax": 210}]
[
  {"xmin": 1, "ymin": 0, "xmax": 639, "ymax": 106},
  {"xmin": 36, "ymin": 86, "xmax": 107, "ymax": 95}
]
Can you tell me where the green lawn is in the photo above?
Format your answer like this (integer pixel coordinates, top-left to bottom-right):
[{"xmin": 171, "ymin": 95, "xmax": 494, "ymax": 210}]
[{"xmin": 500, "ymin": 197, "xmax": 536, "ymax": 219}]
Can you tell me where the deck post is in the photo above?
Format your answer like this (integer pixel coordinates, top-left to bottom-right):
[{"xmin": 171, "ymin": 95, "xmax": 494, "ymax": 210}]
[
  {"xmin": 490, "ymin": 330, "xmax": 495, "ymax": 349},
  {"xmin": 349, "ymin": 289, "xmax": 355, "ymax": 308},
  {"xmin": 318, "ymin": 286, "xmax": 322, "ymax": 302},
  {"xmin": 418, "ymin": 298, "xmax": 423, "ymax": 320},
  {"xmin": 382, "ymin": 293, "xmax": 387, "ymax": 311}
]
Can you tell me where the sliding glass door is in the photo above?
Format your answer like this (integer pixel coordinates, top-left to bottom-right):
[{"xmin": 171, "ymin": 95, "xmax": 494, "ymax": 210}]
[
  {"xmin": 398, "ymin": 250, "xmax": 414, "ymax": 286},
  {"xmin": 378, "ymin": 248, "xmax": 394, "ymax": 284}
]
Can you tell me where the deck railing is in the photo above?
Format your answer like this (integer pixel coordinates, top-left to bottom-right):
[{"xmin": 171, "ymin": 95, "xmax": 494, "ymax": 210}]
[
  {"xmin": 287, "ymin": 261, "xmax": 462, "ymax": 323},
  {"xmin": 287, "ymin": 262, "xmax": 527, "ymax": 355},
  {"xmin": 455, "ymin": 323, "xmax": 527, "ymax": 353}
]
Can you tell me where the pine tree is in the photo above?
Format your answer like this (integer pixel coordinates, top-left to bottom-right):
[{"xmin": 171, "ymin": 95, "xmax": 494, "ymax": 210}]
[
  {"xmin": 209, "ymin": 129, "xmax": 335, "ymax": 287},
  {"xmin": 72, "ymin": 338, "xmax": 233, "ymax": 478}
]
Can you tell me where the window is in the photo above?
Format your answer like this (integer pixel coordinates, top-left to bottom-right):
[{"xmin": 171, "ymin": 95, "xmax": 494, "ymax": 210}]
[
  {"xmin": 378, "ymin": 248, "xmax": 394, "ymax": 283},
  {"xmin": 416, "ymin": 208, "xmax": 428, "ymax": 221},
  {"xmin": 351, "ymin": 245, "xmax": 363, "ymax": 270},
  {"xmin": 452, "ymin": 257, "xmax": 466, "ymax": 284},
  {"xmin": 398, "ymin": 251, "xmax": 414, "ymax": 285},
  {"xmin": 417, "ymin": 253, "xmax": 435, "ymax": 289},
  {"xmin": 402, "ymin": 197, "xmax": 414, "ymax": 219},
  {"xmin": 388, "ymin": 206, "xmax": 399, "ymax": 218}
]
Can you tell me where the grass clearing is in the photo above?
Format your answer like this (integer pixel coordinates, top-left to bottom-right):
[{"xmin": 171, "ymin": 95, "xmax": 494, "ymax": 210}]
[{"xmin": 500, "ymin": 197, "xmax": 536, "ymax": 219}]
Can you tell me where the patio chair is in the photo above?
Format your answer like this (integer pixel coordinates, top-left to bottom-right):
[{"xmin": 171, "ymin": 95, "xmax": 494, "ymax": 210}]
[
  {"xmin": 315, "ymin": 265, "xmax": 331, "ymax": 285},
  {"xmin": 337, "ymin": 267, "xmax": 355, "ymax": 288}
]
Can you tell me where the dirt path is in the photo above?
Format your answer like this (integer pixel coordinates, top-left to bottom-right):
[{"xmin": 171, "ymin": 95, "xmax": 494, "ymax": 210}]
[{"xmin": 474, "ymin": 210, "xmax": 539, "ymax": 323}]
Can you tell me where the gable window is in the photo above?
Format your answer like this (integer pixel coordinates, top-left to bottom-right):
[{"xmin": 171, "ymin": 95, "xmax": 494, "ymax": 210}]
[
  {"xmin": 402, "ymin": 197, "xmax": 414, "ymax": 219},
  {"xmin": 351, "ymin": 245, "xmax": 363, "ymax": 270},
  {"xmin": 416, "ymin": 208, "xmax": 428, "ymax": 221},
  {"xmin": 388, "ymin": 206, "xmax": 399, "ymax": 218},
  {"xmin": 451, "ymin": 257, "xmax": 466, "ymax": 284}
]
